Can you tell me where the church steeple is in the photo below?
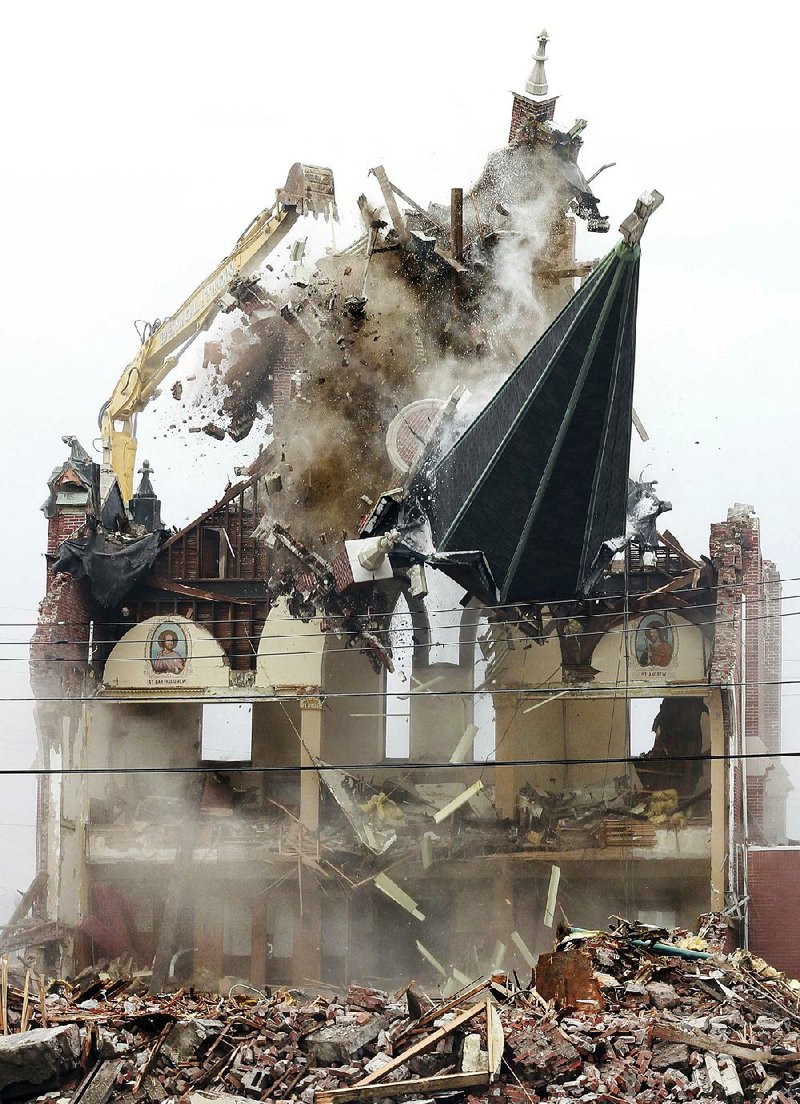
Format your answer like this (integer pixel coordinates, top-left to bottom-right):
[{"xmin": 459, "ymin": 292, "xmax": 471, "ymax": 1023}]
[{"xmin": 420, "ymin": 195, "xmax": 662, "ymax": 603}]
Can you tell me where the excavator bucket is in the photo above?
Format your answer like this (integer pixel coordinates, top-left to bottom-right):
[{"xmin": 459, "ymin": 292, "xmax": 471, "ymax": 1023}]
[{"xmin": 277, "ymin": 163, "xmax": 337, "ymax": 220}]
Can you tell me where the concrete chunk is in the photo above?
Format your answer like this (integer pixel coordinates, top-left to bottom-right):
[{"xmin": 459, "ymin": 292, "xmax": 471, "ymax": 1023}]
[
  {"xmin": 0, "ymin": 1023, "xmax": 80, "ymax": 1097},
  {"xmin": 651, "ymin": 1040, "xmax": 690, "ymax": 1071},
  {"xmin": 163, "ymin": 1019, "xmax": 218, "ymax": 1063},
  {"xmin": 302, "ymin": 1017, "xmax": 387, "ymax": 1064}
]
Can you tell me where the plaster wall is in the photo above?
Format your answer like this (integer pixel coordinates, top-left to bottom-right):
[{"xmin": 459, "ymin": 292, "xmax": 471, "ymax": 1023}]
[
  {"xmin": 103, "ymin": 615, "xmax": 229, "ymax": 690},
  {"xmin": 257, "ymin": 598, "xmax": 324, "ymax": 689}
]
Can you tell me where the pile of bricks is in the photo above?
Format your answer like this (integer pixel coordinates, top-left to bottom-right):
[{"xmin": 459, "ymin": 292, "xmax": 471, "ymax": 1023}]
[{"xmin": 3, "ymin": 915, "xmax": 800, "ymax": 1103}]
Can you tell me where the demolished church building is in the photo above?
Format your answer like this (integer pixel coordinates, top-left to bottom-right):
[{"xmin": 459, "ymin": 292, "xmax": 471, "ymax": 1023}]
[{"xmin": 25, "ymin": 38, "xmax": 793, "ymax": 990}]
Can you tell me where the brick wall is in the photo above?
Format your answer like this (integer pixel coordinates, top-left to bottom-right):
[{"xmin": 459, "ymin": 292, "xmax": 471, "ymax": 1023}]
[
  {"xmin": 30, "ymin": 509, "xmax": 94, "ymax": 699},
  {"xmin": 508, "ymin": 92, "xmax": 557, "ymax": 143},
  {"xmin": 709, "ymin": 510, "xmax": 783, "ymax": 843},
  {"xmin": 748, "ymin": 849, "xmax": 800, "ymax": 978}
]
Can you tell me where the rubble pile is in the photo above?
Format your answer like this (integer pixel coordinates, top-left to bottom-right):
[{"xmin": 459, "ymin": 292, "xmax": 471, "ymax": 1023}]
[{"xmin": 2, "ymin": 916, "xmax": 800, "ymax": 1102}]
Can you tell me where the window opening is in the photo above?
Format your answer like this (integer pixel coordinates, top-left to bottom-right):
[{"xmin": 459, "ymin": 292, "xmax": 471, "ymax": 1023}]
[{"xmin": 201, "ymin": 702, "xmax": 253, "ymax": 762}]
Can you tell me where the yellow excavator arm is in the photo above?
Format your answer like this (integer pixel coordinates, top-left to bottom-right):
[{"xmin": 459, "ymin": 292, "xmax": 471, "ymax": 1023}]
[{"xmin": 101, "ymin": 163, "xmax": 336, "ymax": 504}]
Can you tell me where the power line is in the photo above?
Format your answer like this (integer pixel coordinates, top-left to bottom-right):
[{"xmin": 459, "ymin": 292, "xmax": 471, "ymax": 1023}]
[
  {"xmin": 6, "ymin": 673, "xmax": 800, "ymax": 704},
  {"xmin": 1, "ymin": 748, "xmax": 799, "ymax": 776},
  {"xmin": 4, "ymin": 569, "xmax": 794, "ymax": 631},
  {"xmin": 11, "ymin": 601, "xmax": 800, "ymax": 664}
]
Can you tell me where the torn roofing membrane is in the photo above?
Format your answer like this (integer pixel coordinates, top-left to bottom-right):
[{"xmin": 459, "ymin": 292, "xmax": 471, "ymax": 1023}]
[
  {"xmin": 421, "ymin": 241, "xmax": 639, "ymax": 603},
  {"xmin": 52, "ymin": 532, "xmax": 165, "ymax": 608}
]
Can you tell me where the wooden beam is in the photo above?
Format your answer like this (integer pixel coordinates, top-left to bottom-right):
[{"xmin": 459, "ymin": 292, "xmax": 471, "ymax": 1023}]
[
  {"xmin": 140, "ymin": 577, "xmax": 257, "ymax": 606},
  {"xmin": 652, "ymin": 1023, "xmax": 800, "ymax": 1067},
  {"xmin": 315, "ymin": 1072, "xmax": 490, "ymax": 1104},
  {"xmin": 71, "ymin": 1058, "xmax": 125, "ymax": 1104},
  {"xmin": 0, "ymin": 873, "xmax": 45, "ymax": 935},
  {"xmin": 394, "ymin": 979, "xmax": 489, "ymax": 1043},
  {"xmin": 486, "ymin": 1000, "xmax": 503, "ymax": 1076},
  {"xmin": 354, "ymin": 1002, "xmax": 484, "ymax": 1088},
  {"xmin": 450, "ymin": 188, "xmax": 464, "ymax": 262}
]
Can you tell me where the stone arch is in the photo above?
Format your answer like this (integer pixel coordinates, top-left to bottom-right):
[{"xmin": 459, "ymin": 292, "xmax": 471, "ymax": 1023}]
[
  {"xmin": 103, "ymin": 615, "xmax": 228, "ymax": 690},
  {"xmin": 592, "ymin": 611, "xmax": 708, "ymax": 687}
]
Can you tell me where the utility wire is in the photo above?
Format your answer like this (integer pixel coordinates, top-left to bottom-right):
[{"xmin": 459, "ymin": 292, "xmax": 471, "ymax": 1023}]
[
  {"xmin": 6, "ymin": 571, "xmax": 792, "ymax": 631},
  {"xmin": 13, "ymin": 601, "xmax": 800, "ymax": 662},
  {"xmin": 2, "ymin": 749, "xmax": 800, "ymax": 776},
  {"xmin": 7, "ymin": 674, "xmax": 800, "ymax": 704}
]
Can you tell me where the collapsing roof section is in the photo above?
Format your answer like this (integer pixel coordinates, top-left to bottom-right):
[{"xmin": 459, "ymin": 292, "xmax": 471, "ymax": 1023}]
[{"xmin": 423, "ymin": 240, "xmax": 640, "ymax": 603}]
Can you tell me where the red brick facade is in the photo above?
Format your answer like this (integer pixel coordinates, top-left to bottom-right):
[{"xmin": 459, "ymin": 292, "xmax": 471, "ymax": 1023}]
[
  {"xmin": 508, "ymin": 92, "xmax": 557, "ymax": 143},
  {"xmin": 748, "ymin": 848, "xmax": 800, "ymax": 978},
  {"xmin": 709, "ymin": 509, "xmax": 784, "ymax": 842}
]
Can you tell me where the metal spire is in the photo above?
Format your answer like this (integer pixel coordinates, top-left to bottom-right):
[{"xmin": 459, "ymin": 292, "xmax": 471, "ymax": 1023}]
[{"xmin": 526, "ymin": 29, "xmax": 549, "ymax": 97}]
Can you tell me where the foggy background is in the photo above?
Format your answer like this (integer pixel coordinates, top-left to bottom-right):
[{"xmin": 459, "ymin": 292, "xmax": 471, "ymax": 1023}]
[{"xmin": 1, "ymin": 1, "xmax": 799, "ymax": 921}]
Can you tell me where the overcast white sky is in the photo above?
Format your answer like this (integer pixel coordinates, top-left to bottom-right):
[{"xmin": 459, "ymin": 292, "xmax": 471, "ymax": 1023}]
[{"xmin": 2, "ymin": 1, "xmax": 800, "ymax": 909}]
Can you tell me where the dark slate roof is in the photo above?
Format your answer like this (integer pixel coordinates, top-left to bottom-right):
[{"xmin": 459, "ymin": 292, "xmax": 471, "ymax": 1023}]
[{"xmin": 424, "ymin": 240, "xmax": 640, "ymax": 603}]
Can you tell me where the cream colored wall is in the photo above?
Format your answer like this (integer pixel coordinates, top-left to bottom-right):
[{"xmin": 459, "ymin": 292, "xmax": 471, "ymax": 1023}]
[
  {"xmin": 485, "ymin": 631, "xmax": 563, "ymax": 690},
  {"xmin": 496, "ymin": 695, "xmax": 628, "ymax": 796},
  {"xmin": 321, "ymin": 643, "xmax": 383, "ymax": 766},
  {"xmin": 103, "ymin": 615, "xmax": 229, "ymax": 690},
  {"xmin": 257, "ymin": 597, "xmax": 324, "ymax": 690},
  {"xmin": 57, "ymin": 710, "xmax": 87, "ymax": 928},
  {"xmin": 592, "ymin": 613, "xmax": 708, "ymax": 690}
]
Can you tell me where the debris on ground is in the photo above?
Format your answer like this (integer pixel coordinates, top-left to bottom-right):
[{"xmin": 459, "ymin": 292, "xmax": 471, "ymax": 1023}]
[{"xmin": 1, "ymin": 915, "xmax": 800, "ymax": 1101}]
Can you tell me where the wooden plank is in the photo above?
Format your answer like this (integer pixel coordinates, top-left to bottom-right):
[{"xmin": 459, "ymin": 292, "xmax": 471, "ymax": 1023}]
[
  {"xmin": 486, "ymin": 1000, "xmax": 503, "ymax": 1076},
  {"xmin": 140, "ymin": 577, "xmax": 257, "ymax": 605},
  {"xmin": 315, "ymin": 1071, "xmax": 490, "ymax": 1104},
  {"xmin": 1, "ymin": 954, "xmax": 7, "ymax": 1034},
  {"xmin": 0, "ymin": 873, "xmax": 45, "ymax": 934},
  {"xmin": 652, "ymin": 1023, "xmax": 800, "ymax": 1067},
  {"xmin": 20, "ymin": 970, "xmax": 31, "ymax": 1031},
  {"xmin": 71, "ymin": 1058, "xmax": 124, "ymax": 1104},
  {"xmin": 355, "ymin": 1002, "xmax": 484, "ymax": 1088},
  {"xmin": 407, "ymin": 979, "xmax": 489, "ymax": 1034},
  {"xmin": 132, "ymin": 1025, "xmax": 170, "ymax": 1094}
]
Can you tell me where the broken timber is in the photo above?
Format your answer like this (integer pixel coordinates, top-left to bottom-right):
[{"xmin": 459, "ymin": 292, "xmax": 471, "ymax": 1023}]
[
  {"xmin": 315, "ymin": 1072, "xmax": 490, "ymax": 1104},
  {"xmin": 651, "ymin": 1023, "xmax": 800, "ymax": 1067},
  {"xmin": 315, "ymin": 1001, "xmax": 498, "ymax": 1103},
  {"xmin": 355, "ymin": 1001, "xmax": 485, "ymax": 1087}
]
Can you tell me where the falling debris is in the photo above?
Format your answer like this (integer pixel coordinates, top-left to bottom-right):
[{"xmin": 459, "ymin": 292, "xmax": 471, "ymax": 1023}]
[
  {"xmin": 433, "ymin": 780, "xmax": 486, "ymax": 824},
  {"xmin": 373, "ymin": 873, "xmax": 425, "ymax": 920}
]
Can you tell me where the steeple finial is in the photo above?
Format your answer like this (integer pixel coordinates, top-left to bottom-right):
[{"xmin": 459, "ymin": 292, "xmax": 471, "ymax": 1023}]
[
  {"xmin": 526, "ymin": 29, "xmax": 549, "ymax": 97},
  {"xmin": 130, "ymin": 459, "xmax": 162, "ymax": 531},
  {"xmin": 135, "ymin": 459, "xmax": 155, "ymax": 497}
]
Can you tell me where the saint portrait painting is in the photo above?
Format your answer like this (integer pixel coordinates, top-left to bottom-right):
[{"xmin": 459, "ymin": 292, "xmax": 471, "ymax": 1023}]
[
  {"xmin": 635, "ymin": 613, "xmax": 674, "ymax": 668},
  {"xmin": 149, "ymin": 621, "xmax": 188, "ymax": 674}
]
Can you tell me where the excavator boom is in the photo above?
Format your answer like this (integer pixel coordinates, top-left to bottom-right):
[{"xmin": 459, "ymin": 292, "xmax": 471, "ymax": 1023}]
[{"xmin": 101, "ymin": 162, "xmax": 336, "ymax": 504}]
